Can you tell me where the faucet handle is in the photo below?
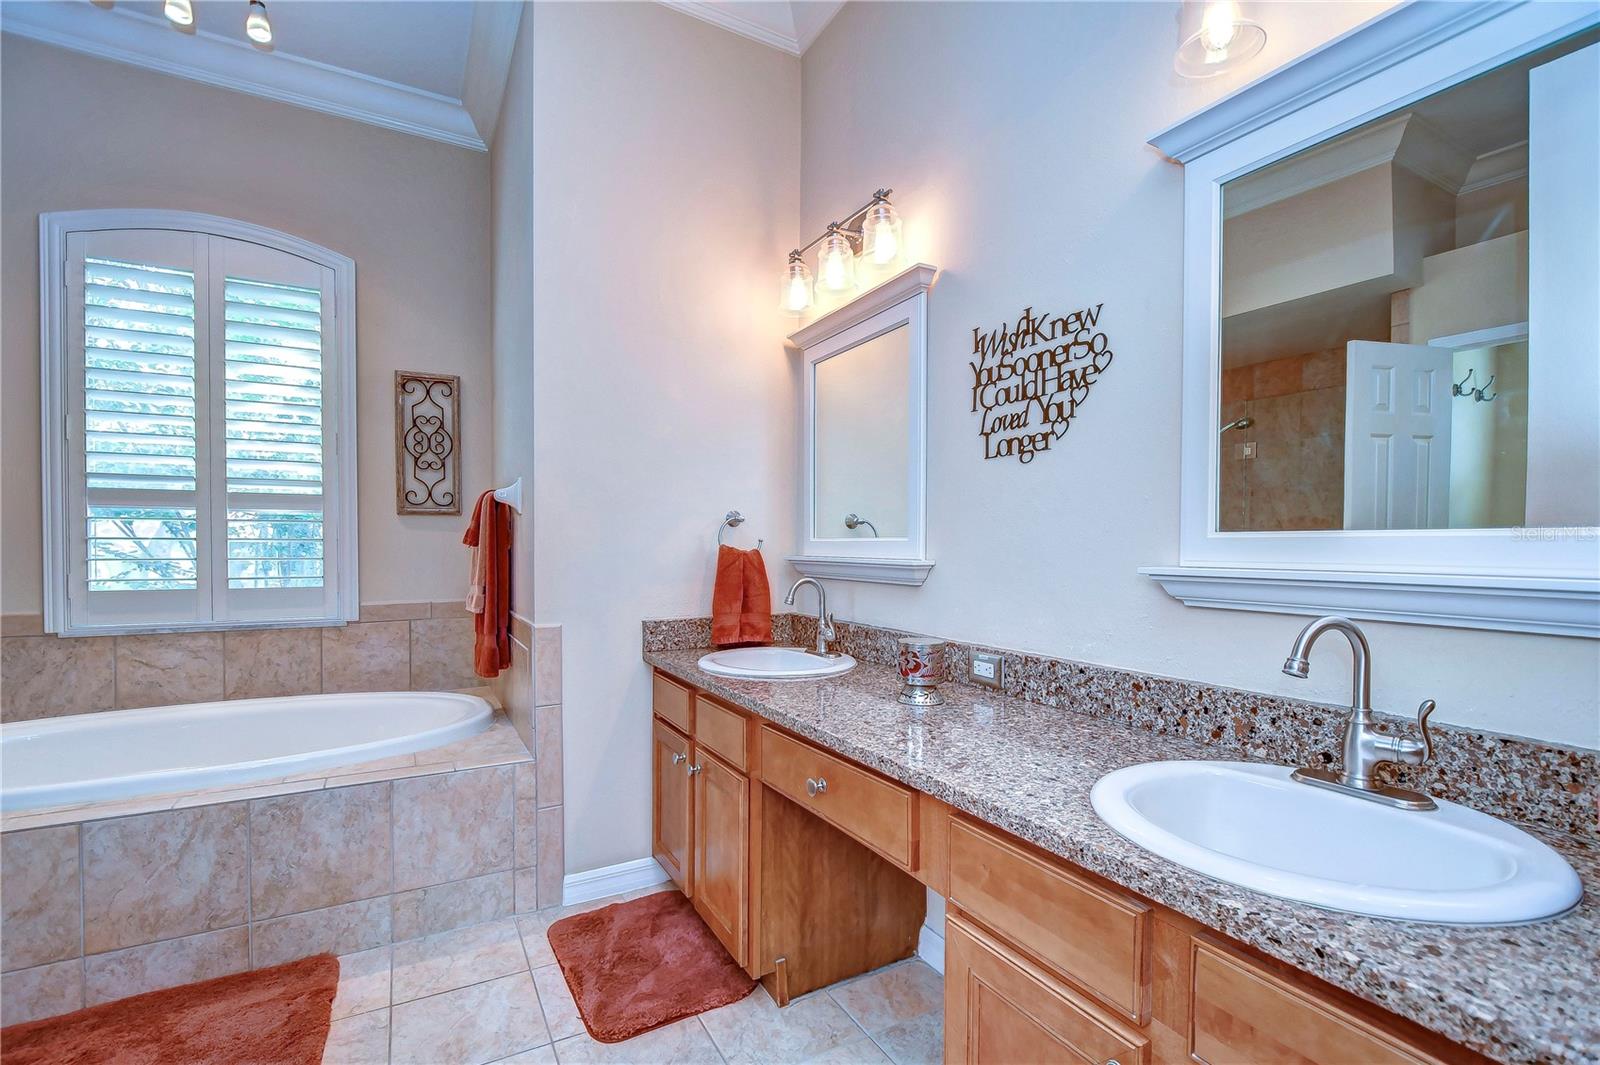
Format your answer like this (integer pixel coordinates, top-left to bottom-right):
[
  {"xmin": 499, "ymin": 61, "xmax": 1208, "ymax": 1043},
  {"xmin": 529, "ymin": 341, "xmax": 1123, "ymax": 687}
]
[
  {"xmin": 821, "ymin": 612, "xmax": 837, "ymax": 638},
  {"xmin": 1415, "ymin": 699, "xmax": 1436, "ymax": 763}
]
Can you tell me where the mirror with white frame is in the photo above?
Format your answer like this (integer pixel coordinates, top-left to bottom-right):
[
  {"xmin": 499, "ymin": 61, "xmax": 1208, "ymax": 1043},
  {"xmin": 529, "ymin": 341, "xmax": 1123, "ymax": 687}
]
[
  {"xmin": 1216, "ymin": 31, "xmax": 1598, "ymax": 534},
  {"xmin": 1145, "ymin": 4, "xmax": 1599, "ymax": 638},
  {"xmin": 790, "ymin": 265, "xmax": 936, "ymax": 586}
]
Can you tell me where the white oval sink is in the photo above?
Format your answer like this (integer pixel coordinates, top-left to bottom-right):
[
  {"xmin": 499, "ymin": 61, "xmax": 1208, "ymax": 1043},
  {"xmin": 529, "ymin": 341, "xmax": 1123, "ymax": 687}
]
[
  {"xmin": 697, "ymin": 646, "xmax": 856, "ymax": 680},
  {"xmin": 1090, "ymin": 761, "xmax": 1582, "ymax": 924}
]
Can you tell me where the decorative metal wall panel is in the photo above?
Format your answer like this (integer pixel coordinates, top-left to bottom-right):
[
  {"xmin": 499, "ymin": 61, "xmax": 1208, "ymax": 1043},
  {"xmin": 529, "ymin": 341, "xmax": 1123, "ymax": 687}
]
[
  {"xmin": 395, "ymin": 371, "xmax": 461, "ymax": 514},
  {"xmin": 969, "ymin": 302, "xmax": 1115, "ymax": 465}
]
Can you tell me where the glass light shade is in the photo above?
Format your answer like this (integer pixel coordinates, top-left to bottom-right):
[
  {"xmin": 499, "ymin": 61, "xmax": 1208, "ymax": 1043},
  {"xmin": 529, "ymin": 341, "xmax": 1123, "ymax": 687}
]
[
  {"xmin": 781, "ymin": 258, "xmax": 814, "ymax": 314},
  {"xmin": 246, "ymin": 0, "xmax": 273, "ymax": 44},
  {"xmin": 1175, "ymin": 0, "xmax": 1265, "ymax": 78},
  {"xmin": 163, "ymin": 0, "xmax": 194, "ymax": 26},
  {"xmin": 860, "ymin": 201, "xmax": 903, "ymax": 267},
  {"xmin": 817, "ymin": 231, "xmax": 856, "ymax": 292}
]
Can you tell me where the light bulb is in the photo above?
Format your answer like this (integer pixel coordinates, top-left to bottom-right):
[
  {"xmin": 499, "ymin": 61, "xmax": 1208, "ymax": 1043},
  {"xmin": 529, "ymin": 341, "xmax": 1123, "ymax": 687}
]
[
  {"xmin": 780, "ymin": 257, "xmax": 813, "ymax": 314},
  {"xmin": 817, "ymin": 231, "xmax": 856, "ymax": 292},
  {"xmin": 860, "ymin": 200, "xmax": 902, "ymax": 266},
  {"xmin": 246, "ymin": 0, "xmax": 273, "ymax": 44},
  {"xmin": 1199, "ymin": 1, "xmax": 1240, "ymax": 53},
  {"xmin": 163, "ymin": 0, "xmax": 194, "ymax": 26}
]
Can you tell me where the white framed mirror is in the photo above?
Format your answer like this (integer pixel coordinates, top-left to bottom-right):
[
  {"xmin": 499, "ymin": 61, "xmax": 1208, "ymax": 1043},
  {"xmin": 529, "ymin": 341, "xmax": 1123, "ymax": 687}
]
[
  {"xmin": 1144, "ymin": 3, "xmax": 1599, "ymax": 637},
  {"xmin": 789, "ymin": 264, "xmax": 936, "ymax": 585}
]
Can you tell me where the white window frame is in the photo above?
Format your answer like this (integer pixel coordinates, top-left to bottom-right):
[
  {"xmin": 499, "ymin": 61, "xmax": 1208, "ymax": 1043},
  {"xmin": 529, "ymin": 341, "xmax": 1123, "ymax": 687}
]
[
  {"xmin": 41, "ymin": 209, "xmax": 359, "ymax": 636},
  {"xmin": 1141, "ymin": 2, "xmax": 1600, "ymax": 638}
]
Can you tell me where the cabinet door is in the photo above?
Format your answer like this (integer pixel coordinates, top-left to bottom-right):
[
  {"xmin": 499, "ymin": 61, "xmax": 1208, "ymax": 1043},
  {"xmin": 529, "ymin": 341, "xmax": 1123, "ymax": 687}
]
[
  {"xmin": 946, "ymin": 914, "xmax": 1149, "ymax": 1065},
  {"xmin": 692, "ymin": 747, "xmax": 749, "ymax": 968},
  {"xmin": 653, "ymin": 720, "xmax": 693, "ymax": 895}
]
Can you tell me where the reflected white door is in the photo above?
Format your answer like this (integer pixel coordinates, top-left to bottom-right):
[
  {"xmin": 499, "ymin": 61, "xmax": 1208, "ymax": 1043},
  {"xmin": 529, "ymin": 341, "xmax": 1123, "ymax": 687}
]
[{"xmin": 1343, "ymin": 340, "xmax": 1453, "ymax": 529}]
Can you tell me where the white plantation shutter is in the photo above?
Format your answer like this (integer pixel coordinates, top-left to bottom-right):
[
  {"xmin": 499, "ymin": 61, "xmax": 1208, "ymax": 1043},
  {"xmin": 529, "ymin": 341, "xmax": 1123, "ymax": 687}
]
[{"xmin": 47, "ymin": 215, "xmax": 355, "ymax": 634}]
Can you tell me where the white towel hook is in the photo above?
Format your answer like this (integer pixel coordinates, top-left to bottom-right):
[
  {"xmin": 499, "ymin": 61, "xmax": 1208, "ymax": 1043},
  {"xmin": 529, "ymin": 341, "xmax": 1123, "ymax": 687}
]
[{"xmin": 492, "ymin": 477, "xmax": 523, "ymax": 514}]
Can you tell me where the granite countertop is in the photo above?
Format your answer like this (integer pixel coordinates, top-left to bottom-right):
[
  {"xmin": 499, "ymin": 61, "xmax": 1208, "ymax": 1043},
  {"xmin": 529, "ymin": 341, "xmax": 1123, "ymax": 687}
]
[{"xmin": 645, "ymin": 648, "xmax": 1599, "ymax": 1065}]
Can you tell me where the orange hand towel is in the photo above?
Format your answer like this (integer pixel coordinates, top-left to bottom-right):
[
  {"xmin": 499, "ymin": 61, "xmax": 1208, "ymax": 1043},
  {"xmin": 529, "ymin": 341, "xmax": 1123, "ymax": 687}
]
[
  {"xmin": 711, "ymin": 544, "xmax": 773, "ymax": 648},
  {"xmin": 463, "ymin": 490, "xmax": 514, "ymax": 678}
]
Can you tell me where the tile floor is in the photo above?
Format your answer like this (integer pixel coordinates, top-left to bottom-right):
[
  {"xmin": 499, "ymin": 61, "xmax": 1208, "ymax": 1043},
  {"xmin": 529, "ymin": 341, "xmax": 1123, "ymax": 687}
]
[{"xmin": 321, "ymin": 887, "xmax": 943, "ymax": 1065}]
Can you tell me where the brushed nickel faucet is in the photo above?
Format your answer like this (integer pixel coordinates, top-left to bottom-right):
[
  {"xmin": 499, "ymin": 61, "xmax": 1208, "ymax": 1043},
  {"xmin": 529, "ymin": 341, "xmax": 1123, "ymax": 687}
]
[
  {"xmin": 1281, "ymin": 615, "xmax": 1438, "ymax": 810},
  {"xmin": 784, "ymin": 577, "xmax": 838, "ymax": 658}
]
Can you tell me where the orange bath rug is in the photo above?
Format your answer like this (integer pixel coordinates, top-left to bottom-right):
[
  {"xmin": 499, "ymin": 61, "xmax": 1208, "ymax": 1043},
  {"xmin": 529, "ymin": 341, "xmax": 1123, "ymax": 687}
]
[
  {"xmin": 547, "ymin": 889, "xmax": 756, "ymax": 1043},
  {"xmin": 0, "ymin": 953, "xmax": 339, "ymax": 1065}
]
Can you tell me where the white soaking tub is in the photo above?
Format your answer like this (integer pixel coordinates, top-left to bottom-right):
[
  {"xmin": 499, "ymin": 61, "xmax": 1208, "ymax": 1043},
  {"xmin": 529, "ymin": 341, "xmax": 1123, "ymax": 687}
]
[{"xmin": 0, "ymin": 691, "xmax": 492, "ymax": 812}]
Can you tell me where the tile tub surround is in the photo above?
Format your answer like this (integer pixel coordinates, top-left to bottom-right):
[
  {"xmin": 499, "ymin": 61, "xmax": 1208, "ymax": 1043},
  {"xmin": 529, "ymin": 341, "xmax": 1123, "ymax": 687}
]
[
  {"xmin": 645, "ymin": 646, "xmax": 1600, "ymax": 1065},
  {"xmin": 0, "ymin": 601, "xmax": 482, "ymax": 723},
  {"xmin": 0, "ymin": 716, "xmax": 550, "ymax": 1027},
  {"xmin": 643, "ymin": 616, "xmax": 1597, "ymax": 839}
]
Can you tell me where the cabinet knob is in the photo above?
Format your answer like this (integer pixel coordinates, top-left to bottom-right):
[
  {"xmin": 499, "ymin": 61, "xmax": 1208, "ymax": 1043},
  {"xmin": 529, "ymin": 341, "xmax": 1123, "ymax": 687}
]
[
  {"xmin": 687, "ymin": 763, "xmax": 703, "ymax": 776},
  {"xmin": 806, "ymin": 776, "xmax": 828, "ymax": 797},
  {"xmin": 671, "ymin": 752, "xmax": 686, "ymax": 766}
]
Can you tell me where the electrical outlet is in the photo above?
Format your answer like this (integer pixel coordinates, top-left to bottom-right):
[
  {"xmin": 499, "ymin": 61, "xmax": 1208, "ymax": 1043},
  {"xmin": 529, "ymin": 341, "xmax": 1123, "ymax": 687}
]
[{"xmin": 970, "ymin": 650, "xmax": 1004, "ymax": 689}]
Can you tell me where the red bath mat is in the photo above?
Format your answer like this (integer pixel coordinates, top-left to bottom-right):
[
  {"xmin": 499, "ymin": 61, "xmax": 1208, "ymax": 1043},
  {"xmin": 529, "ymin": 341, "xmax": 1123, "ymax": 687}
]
[
  {"xmin": 0, "ymin": 953, "xmax": 339, "ymax": 1065},
  {"xmin": 548, "ymin": 889, "xmax": 756, "ymax": 1042}
]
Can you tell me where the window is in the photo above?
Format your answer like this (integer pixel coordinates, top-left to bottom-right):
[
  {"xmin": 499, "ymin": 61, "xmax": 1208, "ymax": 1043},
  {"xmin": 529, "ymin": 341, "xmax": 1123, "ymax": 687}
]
[{"xmin": 42, "ymin": 211, "xmax": 357, "ymax": 634}]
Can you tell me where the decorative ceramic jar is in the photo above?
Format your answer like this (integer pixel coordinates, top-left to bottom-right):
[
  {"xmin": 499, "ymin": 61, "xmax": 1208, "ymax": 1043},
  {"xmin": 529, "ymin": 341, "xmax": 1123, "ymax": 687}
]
[{"xmin": 897, "ymin": 637, "xmax": 946, "ymax": 707}]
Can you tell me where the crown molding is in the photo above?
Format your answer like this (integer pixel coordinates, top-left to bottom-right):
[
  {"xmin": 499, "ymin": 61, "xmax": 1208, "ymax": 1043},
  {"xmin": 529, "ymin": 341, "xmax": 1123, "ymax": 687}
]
[
  {"xmin": 659, "ymin": 1, "xmax": 800, "ymax": 56},
  {"xmin": 461, "ymin": 1, "xmax": 523, "ymax": 148},
  {"xmin": 0, "ymin": 3, "xmax": 487, "ymax": 150}
]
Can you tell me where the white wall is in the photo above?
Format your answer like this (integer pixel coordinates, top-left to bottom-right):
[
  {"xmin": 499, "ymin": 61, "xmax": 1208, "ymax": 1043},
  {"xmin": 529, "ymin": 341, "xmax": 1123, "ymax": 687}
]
[
  {"xmin": 532, "ymin": 2, "xmax": 801, "ymax": 873},
  {"xmin": 491, "ymin": 4, "xmax": 535, "ymax": 620},
  {"xmin": 798, "ymin": 1, "xmax": 1598, "ymax": 749},
  {"xmin": 0, "ymin": 35, "xmax": 492, "ymax": 612}
]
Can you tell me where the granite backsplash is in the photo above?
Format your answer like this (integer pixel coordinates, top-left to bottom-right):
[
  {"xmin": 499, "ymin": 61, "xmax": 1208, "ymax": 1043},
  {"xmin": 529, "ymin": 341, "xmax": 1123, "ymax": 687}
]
[{"xmin": 642, "ymin": 614, "xmax": 1597, "ymax": 839}]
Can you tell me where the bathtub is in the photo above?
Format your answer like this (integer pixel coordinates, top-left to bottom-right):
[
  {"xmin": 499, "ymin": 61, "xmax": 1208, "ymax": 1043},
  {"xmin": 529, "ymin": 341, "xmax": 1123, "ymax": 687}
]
[{"xmin": 0, "ymin": 691, "xmax": 493, "ymax": 813}]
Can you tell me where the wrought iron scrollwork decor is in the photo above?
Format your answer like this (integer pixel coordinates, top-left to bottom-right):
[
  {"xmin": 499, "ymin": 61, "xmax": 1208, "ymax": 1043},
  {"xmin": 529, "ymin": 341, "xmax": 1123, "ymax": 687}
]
[
  {"xmin": 970, "ymin": 302, "xmax": 1114, "ymax": 464},
  {"xmin": 395, "ymin": 371, "xmax": 461, "ymax": 514}
]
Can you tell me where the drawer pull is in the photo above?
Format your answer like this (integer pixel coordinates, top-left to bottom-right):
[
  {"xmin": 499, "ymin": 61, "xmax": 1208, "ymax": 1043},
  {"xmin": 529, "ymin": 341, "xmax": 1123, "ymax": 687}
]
[
  {"xmin": 687, "ymin": 763, "xmax": 703, "ymax": 776},
  {"xmin": 806, "ymin": 776, "xmax": 828, "ymax": 797},
  {"xmin": 671, "ymin": 752, "xmax": 687, "ymax": 766}
]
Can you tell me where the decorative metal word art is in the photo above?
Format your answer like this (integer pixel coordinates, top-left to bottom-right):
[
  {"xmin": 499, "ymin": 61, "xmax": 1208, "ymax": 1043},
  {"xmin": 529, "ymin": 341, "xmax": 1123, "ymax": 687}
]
[
  {"xmin": 395, "ymin": 371, "xmax": 461, "ymax": 514},
  {"xmin": 970, "ymin": 303, "xmax": 1114, "ymax": 464}
]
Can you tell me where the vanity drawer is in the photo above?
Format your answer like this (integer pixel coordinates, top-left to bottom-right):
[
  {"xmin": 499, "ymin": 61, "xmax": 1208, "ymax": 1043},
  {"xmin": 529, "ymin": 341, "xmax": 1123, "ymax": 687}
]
[
  {"xmin": 948, "ymin": 817, "xmax": 1150, "ymax": 1023},
  {"xmin": 693, "ymin": 695, "xmax": 749, "ymax": 771},
  {"xmin": 652, "ymin": 672, "xmax": 693, "ymax": 733},
  {"xmin": 946, "ymin": 913, "xmax": 1150, "ymax": 1065},
  {"xmin": 757, "ymin": 726, "xmax": 915, "ymax": 868},
  {"xmin": 1190, "ymin": 938, "xmax": 1442, "ymax": 1065}
]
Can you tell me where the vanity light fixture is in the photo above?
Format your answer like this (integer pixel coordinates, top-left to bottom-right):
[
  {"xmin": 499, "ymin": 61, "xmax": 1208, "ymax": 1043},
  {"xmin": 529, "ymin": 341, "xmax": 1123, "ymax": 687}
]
[
  {"xmin": 1175, "ymin": 0, "xmax": 1266, "ymax": 79},
  {"xmin": 246, "ymin": 0, "xmax": 273, "ymax": 44},
  {"xmin": 163, "ymin": 0, "xmax": 195, "ymax": 26},
  {"xmin": 781, "ymin": 189, "xmax": 904, "ymax": 315}
]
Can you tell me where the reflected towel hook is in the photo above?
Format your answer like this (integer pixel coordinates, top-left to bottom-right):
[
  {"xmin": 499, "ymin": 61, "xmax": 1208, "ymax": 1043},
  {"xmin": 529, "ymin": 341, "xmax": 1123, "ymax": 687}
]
[
  {"xmin": 491, "ymin": 477, "xmax": 523, "ymax": 514},
  {"xmin": 1452, "ymin": 368, "xmax": 1476, "ymax": 398},
  {"xmin": 1474, "ymin": 374, "xmax": 1497, "ymax": 403},
  {"xmin": 844, "ymin": 513, "xmax": 879, "ymax": 537},
  {"xmin": 717, "ymin": 510, "xmax": 763, "ymax": 550}
]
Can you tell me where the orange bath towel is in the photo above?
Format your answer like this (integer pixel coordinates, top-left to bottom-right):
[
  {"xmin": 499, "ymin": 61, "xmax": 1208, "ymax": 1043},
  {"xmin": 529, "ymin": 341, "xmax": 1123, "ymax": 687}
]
[
  {"xmin": 711, "ymin": 545, "xmax": 772, "ymax": 648},
  {"xmin": 464, "ymin": 490, "xmax": 514, "ymax": 678}
]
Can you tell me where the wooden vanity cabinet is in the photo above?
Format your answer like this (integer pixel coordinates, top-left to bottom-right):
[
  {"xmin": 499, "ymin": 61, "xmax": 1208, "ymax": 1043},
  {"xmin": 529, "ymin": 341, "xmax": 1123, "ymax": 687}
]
[
  {"xmin": 692, "ymin": 747, "xmax": 750, "ymax": 968},
  {"xmin": 651, "ymin": 719, "xmax": 693, "ymax": 894},
  {"xmin": 651, "ymin": 680, "xmax": 754, "ymax": 969},
  {"xmin": 648, "ymin": 670, "xmax": 1482, "ymax": 1065}
]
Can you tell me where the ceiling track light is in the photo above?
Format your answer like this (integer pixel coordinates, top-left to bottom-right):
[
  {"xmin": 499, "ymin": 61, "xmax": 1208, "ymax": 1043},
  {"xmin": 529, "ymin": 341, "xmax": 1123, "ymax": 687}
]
[
  {"xmin": 780, "ymin": 188, "xmax": 904, "ymax": 315},
  {"xmin": 246, "ymin": 0, "xmax": 273, "ymax": 44}
]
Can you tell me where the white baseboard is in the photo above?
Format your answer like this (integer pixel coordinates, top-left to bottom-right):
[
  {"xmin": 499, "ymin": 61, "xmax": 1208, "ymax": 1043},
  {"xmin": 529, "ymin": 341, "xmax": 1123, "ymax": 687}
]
[
  {"xmin": 916, "ymin": 922, "xmax": 945, "ymax": 975},
  {"xmin": 561, "ymin": 856, "xmax": 671, "ymax": 907}
]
